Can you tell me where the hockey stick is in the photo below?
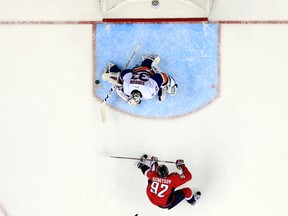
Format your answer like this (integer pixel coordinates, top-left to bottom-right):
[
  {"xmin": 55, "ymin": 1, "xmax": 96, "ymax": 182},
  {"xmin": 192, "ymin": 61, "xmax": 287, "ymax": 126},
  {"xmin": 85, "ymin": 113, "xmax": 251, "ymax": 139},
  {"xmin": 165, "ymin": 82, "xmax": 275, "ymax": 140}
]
[
  {"xmin": 109, "ymin": 155, "xmax": 175, "ymax": 164},
  {"xmin": 100, "ymin": 44, "xmax": 141, "ymax": 122}
]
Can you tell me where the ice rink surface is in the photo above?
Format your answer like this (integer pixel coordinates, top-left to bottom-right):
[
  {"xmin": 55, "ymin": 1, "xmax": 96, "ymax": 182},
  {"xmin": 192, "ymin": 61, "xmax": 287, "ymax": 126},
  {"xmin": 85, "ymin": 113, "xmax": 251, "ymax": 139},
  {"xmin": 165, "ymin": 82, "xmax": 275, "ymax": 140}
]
[{"xmin": 1, "ymin": 0, "xmax": 288, "ymax": 216}]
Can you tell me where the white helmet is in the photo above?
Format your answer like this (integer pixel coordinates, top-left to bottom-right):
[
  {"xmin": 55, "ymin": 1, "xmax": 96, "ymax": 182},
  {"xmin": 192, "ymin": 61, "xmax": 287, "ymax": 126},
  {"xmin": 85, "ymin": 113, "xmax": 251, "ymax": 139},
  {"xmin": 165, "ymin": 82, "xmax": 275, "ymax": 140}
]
[{"xmin": 128, "ymin": 90, "xmax": 142, "ymax": 106}]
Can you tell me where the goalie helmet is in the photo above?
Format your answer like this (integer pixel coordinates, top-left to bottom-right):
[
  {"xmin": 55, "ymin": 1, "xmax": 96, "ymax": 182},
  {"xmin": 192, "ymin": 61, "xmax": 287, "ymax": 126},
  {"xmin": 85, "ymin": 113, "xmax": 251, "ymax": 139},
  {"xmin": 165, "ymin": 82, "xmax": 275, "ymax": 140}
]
[
  {"xmin": 128, "ymin": 90, "xmax": 142, "ymax": 106},
  {"xmin": 157, "ymin": 165, "xmax": 169, "ymax": 178}
]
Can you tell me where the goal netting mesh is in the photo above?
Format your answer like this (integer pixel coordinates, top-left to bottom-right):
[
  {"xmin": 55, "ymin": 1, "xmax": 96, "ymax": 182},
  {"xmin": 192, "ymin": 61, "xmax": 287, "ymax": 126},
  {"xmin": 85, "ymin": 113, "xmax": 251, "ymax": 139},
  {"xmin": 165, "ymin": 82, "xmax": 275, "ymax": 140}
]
[{"xmin": 99, "ymin": 0, "xmax": 214, "ymax": 22}]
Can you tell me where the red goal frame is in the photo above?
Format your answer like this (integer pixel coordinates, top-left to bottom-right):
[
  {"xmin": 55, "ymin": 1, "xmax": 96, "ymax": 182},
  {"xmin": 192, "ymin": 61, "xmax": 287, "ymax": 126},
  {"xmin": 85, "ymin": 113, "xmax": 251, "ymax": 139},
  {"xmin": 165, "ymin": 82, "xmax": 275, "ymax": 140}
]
[{"xmin": 102, "ymin": 17, "xmax": 208, "ymax": 23}]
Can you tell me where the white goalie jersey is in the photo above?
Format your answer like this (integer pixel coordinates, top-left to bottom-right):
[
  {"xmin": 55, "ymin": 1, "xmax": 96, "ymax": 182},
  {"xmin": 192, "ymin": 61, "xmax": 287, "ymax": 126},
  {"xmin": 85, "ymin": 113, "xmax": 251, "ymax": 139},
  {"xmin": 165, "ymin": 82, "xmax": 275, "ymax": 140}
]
[{"xmin": 122, "ymin": 71, "xmax": 159, "ymax": 100}]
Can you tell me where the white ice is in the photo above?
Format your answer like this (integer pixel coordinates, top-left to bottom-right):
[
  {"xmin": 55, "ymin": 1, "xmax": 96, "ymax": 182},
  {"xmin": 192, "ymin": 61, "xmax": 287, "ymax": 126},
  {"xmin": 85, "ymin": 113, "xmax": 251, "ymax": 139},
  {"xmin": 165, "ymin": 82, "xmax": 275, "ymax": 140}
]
[{"xmin": 1, "ymin": 0, "xmax": 288, "ymax": 216}]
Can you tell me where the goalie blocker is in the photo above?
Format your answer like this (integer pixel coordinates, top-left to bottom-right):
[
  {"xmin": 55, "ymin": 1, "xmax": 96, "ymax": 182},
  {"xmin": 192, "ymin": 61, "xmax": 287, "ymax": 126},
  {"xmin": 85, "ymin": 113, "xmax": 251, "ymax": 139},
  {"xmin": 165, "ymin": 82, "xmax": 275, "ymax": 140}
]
[{"xmin": 101, "ymin": 55, "xmax": 178, "ymax": 106}]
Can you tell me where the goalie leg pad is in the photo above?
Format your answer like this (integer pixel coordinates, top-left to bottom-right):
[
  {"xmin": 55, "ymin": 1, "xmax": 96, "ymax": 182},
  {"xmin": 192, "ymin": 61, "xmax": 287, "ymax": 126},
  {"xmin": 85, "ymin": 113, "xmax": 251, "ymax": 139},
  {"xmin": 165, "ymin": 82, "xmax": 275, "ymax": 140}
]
[
  {"xmin": 116, "ymin": 87, "xmax": 129, "ymax": 102},
  {"xmin": 141, "ymin": 55, "xmax": 160, "ymax": 67},
  {"xmin": 167, "ymin": 83, "xmax": 178, "ymax": 96},
  {"xmin": 164, "ymin": 75, "xmax": 178, "ymax": 96}
]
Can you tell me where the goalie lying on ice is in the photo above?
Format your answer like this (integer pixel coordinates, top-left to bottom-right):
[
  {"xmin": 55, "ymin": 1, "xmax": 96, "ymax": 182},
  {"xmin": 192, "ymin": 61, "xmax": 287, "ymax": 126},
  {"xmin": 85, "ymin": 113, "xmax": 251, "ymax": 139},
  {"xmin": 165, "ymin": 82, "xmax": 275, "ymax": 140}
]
[{"xmin": 101, "ymin": 55, "xmax": 178, "ymax": 106}]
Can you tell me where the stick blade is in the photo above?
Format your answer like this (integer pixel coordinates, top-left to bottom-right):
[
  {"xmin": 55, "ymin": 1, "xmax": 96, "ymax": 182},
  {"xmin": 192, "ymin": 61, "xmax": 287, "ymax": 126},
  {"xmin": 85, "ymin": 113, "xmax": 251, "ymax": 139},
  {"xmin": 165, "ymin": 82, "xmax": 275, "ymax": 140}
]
[{"xmin": 101, "ymin": 107, "xmax": 106, "ymax": 122}]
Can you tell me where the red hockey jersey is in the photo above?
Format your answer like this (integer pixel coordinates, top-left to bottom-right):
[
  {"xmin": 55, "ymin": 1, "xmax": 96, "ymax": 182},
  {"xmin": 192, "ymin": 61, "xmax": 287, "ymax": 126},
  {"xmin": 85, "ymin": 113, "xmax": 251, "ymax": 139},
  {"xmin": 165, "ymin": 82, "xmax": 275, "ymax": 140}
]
[{"xmin": 144, "ymin": 165, "xmax": 192, "ymax": 207}]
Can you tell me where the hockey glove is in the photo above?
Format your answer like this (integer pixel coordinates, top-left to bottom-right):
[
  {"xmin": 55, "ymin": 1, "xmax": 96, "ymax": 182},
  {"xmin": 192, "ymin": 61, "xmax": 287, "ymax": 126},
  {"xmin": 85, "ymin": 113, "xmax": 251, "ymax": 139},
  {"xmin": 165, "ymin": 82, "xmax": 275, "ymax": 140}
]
[
  {"xmin": 137, "ymin": 154, "xmax": 148, "ymax": 169},
  {"xmin": 176, "ymin": 159, "xmax": 185, "ymax": 170},
  {"xmin": 150, "ymin": 156, "xmax": 158, "ymax": 167}
]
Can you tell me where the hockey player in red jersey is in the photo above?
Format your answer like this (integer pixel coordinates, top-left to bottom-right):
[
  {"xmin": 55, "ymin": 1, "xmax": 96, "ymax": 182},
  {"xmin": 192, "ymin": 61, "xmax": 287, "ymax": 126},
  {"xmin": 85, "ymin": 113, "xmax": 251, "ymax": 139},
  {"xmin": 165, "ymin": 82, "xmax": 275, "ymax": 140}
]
[{"xmin": 137, "ymin": 155, "xmax": 201, "ymax": 209}]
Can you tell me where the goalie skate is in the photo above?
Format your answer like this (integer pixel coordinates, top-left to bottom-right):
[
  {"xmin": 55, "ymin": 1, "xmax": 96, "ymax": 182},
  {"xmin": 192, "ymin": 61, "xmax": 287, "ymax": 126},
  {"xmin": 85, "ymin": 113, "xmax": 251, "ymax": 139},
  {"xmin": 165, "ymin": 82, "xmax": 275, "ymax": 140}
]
[{"xmin": 158, "ymin": 87, "xmax": 166, "ymax": 101}]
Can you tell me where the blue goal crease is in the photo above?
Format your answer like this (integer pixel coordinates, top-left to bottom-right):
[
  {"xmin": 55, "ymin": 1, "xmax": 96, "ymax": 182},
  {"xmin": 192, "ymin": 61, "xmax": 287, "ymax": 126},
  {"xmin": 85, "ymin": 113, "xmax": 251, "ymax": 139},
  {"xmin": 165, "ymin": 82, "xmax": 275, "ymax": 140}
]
[{"xmin": 95, "ymin": 23, "xmax": 219, "ymax": 118}]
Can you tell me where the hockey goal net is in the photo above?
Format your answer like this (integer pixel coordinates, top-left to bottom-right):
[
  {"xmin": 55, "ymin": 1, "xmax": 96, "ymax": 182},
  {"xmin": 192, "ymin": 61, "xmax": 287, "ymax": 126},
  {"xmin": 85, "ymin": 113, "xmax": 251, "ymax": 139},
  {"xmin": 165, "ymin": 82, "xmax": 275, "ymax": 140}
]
[{"xmin": 99, "ymin": 0, "xmax": 214, "ymax": 22}]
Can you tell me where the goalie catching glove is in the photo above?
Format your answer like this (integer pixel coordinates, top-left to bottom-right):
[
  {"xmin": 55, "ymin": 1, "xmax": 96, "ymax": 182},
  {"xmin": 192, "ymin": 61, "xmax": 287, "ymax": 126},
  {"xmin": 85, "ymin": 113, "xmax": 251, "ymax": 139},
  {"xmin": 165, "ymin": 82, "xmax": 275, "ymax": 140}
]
[{"xmin": 101, "ymin": 62, "xmax": 122, "ymax": 85}]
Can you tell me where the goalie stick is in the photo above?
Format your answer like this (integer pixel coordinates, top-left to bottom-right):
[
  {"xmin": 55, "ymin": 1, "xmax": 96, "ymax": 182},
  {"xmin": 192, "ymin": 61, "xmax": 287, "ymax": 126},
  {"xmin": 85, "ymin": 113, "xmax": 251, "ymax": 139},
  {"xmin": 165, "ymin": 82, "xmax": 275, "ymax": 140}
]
[
  {"xmin": 108, "ymin": 155, "xmax": 175, "ymax": 164},
  {"xmin": 100, "ymin": 44, "xmax": 141, "ymax": 122}
]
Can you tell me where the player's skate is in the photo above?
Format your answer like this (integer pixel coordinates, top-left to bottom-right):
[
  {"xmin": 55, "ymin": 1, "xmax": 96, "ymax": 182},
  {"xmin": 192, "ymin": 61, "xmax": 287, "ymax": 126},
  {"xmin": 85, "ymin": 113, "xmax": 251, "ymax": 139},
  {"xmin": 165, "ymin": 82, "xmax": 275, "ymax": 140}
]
[
  {"xmin": 137, "ymin": 154, "xmax": 148, "ymax": 169},
  {"xmin": 189, "ymin": 191, "xmax": 201, "ymax": 205},
  {"xmin": 101, "ymin": 62, "xmax": 121, "ymax": 84}
]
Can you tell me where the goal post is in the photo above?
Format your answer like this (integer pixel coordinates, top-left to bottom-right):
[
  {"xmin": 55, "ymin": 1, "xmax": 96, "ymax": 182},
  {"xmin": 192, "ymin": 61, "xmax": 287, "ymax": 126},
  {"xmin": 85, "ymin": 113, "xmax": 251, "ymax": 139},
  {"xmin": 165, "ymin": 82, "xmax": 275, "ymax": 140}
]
[{"xmin": 99, "ymin": 0, "xmax": 215, "ymax": 22}]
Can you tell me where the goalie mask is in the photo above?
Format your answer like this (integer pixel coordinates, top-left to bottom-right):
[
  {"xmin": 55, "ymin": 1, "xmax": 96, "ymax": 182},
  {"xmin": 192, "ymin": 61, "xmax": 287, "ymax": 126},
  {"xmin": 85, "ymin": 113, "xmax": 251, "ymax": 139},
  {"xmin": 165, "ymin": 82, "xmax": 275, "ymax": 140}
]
[
  {"xmin": 157, "ymin": 165, "xmax": 169, "ymax": 178},
  {"xmin": 128, "ymin": 90, "xmax": 142, "ymax": 106}
]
